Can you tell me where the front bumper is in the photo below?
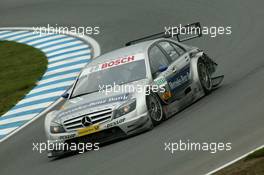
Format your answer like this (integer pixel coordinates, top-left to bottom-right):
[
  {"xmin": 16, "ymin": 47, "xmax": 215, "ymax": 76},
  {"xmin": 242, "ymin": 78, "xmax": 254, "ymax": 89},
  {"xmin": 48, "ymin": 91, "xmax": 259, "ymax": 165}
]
[{"xmin": 47, "ymin": 111, "xmax": 152, "ymax": 157}]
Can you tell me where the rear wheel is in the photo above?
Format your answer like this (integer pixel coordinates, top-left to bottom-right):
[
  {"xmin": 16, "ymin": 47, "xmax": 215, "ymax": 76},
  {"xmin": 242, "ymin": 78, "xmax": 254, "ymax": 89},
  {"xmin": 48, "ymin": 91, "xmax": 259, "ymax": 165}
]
[
  {"xmin": 146, "ymin": 93, "xmax": 164, "ymax": 126},
  {"xmin": 198, "ymin": 60, "xmax": 212, "ymax": 94}
]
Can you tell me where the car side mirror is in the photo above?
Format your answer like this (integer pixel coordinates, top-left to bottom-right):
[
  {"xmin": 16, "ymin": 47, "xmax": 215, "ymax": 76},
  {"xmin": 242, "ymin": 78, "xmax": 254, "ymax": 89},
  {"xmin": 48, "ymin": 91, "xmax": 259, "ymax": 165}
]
[
  {"xmin": 158, "ymin": 65, "xmax": 168, "ymax": 72},
  {"xmin": 61, "ymin": 93, "xmax": 69, "ymax": 99}
]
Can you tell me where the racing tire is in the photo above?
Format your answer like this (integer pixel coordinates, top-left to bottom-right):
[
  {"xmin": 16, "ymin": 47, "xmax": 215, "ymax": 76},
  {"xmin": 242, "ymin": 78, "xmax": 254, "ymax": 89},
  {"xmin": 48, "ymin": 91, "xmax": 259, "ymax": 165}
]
[
  {"xmin": 146, "ymin": 93, "xmax": 164, "ymax": 126},
  {"xmin": 198, "ymin": 60, "xmax": 212, "ymax": 94}
]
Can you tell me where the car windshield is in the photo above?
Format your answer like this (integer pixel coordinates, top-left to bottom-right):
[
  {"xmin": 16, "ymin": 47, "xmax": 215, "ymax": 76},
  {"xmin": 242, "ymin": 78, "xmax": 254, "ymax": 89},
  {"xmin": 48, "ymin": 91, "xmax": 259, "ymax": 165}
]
[{"xmin": 71, "ymin": 57, "xmax": 146, "ymax": 98}]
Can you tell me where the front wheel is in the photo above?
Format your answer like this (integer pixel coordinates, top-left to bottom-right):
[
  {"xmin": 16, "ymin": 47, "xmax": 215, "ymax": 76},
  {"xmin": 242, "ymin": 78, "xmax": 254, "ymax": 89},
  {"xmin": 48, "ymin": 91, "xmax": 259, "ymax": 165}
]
[
  {"xmin": 198, "ymin": 60, "xmax": 212, "ymax": 94},
  {"xmin": 146, "ymin": 93, "xmax": 164, "ymax": 126}
]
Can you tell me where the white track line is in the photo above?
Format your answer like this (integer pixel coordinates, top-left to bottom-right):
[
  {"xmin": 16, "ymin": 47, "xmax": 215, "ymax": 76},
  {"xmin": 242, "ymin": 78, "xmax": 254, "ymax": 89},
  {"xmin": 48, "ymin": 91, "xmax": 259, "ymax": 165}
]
[
  {"xmin": 30, "ymin": 81, "xmax": 73, "ymax": 94},
  {"xmin": 48, "ymin": 55, "xmax": 90, "ymax": 68},
  {"xmin": 0, "ymin": 127, "xmax": 18, "ymax": 135},
  {"xmin": 0, "ymin": 31, "xmax": 11, "ymax": 34},
  {"xmin": 3, "ymin": 102, "xmax": 53, "ymax": 116},
  {"xmin": 44, "ymin": 63, "xmax": 87, "ymax": 76},
  {"xmin": 46, "ymin": 45, "xmax": 89, "ymax": 57},
  {"xmin": 48, "ymin": 50, "xmax": 91, "ymax": 62},
  {"xmin": 7, "ymin": 32, "xmax": 33, "ymax": 40},
  {"xmin": 17, "ymin": 91, "xmax": 63, "ymax": 105},
  {"xmin": 0, "ymin": 27, "xmax": 100, "ymax": 143},
  {"xmin": 42, "ymin": 40, "xmax": 83, "ymax": 52},
  {"xmin": 0, "ymin": 31, "xmax": 27, "ymax": 38},
  {"xmin": 37, "ymin": 72, "xmax": 79, "ymax": 85},
  {"xmin": 35, "ymin": 37, "xmax": 75, "ymax": 48},
  {"xmin": 205, "ymin": 144, "xmax": 264, "ymax": 175},
  {"xmin": 27, "ymin": 35, "xmax": 66, "ymax": 45},
  {"xmin": 0, "ymin": 98, "xmax": 63, "ymax": 142},
  {"xmin": 17, "ymin": 35, "xmax": 45, "ymax": 43},
  {"xmin": 0, "ymin": 114, "xmax": 37, "ymax": 125}
]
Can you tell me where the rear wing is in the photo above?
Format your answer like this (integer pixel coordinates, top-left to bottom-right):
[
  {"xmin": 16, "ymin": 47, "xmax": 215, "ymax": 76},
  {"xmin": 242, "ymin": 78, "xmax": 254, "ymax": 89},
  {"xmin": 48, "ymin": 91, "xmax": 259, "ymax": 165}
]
[{"xmin": 125, "ymin": 22, "xmax": 202, "ymax": 46}]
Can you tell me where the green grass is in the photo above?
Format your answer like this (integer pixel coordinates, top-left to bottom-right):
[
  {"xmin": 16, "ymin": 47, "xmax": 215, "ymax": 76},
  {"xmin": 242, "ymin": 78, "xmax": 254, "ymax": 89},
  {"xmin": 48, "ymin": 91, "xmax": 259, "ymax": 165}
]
[
  {"xmin": 0, "ymin": 40, "xmax": 47, "ymax": 116},
  {"xmin": 215, "ymin": 147, "xmax": 264, "ymax": 175},
  {"xmin": 245, "ymin": 147, "xmax": 264, "ymax": 160}
]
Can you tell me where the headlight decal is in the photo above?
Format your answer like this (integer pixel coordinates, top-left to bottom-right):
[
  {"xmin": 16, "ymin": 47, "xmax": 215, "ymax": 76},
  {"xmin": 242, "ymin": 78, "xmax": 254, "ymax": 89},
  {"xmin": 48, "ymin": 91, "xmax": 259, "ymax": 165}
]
[
  {"xmin": 50, "ymin": 122, "xmax": 66, "ymax": 134},
  {"xmin": 113, "ymin": 99, "xmax": 136, "ymax": 119}
]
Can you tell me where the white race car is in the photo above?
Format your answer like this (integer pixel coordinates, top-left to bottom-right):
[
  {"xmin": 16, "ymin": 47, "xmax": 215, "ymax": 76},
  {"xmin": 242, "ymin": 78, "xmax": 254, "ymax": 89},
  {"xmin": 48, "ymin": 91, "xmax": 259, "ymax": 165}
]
[{"xmin": 45, "ymin": 22, "xmax": 224, "ymax": 157}]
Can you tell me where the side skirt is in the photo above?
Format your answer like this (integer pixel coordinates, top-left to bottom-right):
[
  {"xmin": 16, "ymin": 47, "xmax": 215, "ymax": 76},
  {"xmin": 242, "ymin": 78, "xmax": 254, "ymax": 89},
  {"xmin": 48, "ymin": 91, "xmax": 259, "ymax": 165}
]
[{"xmin": 163, "ymin": 83, "xmax": 205, "ymax": 119}]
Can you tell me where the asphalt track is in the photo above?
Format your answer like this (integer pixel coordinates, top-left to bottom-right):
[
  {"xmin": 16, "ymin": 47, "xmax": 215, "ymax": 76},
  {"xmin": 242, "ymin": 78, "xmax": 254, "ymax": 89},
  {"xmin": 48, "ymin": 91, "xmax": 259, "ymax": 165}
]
[{"xmin": 0, "ymin": 0, "xmax": 264, "ymax": 175}]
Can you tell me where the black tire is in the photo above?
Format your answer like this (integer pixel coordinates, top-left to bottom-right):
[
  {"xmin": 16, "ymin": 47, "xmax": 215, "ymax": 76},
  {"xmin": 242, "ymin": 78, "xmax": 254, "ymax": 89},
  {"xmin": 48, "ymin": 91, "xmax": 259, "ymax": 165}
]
[
  {"xmin": 198, "ymin": 60, "xmax": 212, "ymax": 94},
  {"xmin": 146, "ymin": 93, "xmax": 164, "ymax": 126}
]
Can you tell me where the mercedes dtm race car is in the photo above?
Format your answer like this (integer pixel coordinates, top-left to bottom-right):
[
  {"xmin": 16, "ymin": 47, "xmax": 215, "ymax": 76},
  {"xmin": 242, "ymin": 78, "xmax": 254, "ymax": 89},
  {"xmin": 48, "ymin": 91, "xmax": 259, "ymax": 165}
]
[{"xmin": 45, "ymin": 22, "xmax": 224, "ymax": 157}]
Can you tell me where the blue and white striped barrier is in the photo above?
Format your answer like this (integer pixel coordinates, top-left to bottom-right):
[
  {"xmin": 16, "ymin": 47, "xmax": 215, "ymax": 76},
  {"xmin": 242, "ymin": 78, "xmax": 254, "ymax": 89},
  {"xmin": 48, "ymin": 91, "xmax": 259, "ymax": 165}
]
[{"xmin": 0, "ymin": 28, "xmax": 100, "ymax": 142}]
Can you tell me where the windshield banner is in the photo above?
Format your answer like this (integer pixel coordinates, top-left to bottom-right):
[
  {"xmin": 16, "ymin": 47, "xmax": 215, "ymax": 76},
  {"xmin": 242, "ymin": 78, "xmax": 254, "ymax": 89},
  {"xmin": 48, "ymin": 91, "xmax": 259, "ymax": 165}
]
[{"xmin": 80, "ymin": 53, "xmax": 145, "ymax": 77}]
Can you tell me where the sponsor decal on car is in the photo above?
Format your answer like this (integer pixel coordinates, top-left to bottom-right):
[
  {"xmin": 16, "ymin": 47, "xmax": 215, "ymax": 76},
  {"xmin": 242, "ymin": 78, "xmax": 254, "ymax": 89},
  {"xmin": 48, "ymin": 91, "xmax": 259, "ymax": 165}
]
[
  {"xmin": 161, "ymin": 91, "xmax": 172, "ymax": 100},
  {"xmin": 106, "ymin": 118, "xmax": 125, "ymax": 128},
  {"xmin": 154, "ymin": 76, "xmax": 167, "ymax": 86},
  {"xmin": 80, "ymin": 53, "xmax": 145, "ymax": 77},
  {"xmin": 77, "ymin": 124, "xmax": 100, "ymax": 137},
  {"xmin": 101, "ymin": 56, "xmax": 134, "ymax": 69},
  {"xmin": 168, "ymin": 65, "xmax": 190, "ymax": 90},
  {"xmin": 57, "ymin": 93, "xmax": 129, "ymax": 118},
  {"xmin": 59, "ymin": 134, "xmax": 76, "ymax": 140}
]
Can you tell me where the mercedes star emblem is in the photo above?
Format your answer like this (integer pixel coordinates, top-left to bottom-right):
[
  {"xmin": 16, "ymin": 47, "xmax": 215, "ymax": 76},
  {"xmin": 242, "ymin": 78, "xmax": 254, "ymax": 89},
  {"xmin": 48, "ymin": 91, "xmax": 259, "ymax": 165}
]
[{"xmin": 81, "ymin": 116, "xmax": 92, "ymax": 127}]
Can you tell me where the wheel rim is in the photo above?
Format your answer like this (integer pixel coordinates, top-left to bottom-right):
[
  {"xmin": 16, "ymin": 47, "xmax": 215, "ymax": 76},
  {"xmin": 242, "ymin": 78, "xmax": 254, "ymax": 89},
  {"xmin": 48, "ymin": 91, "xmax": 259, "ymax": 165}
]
[
  {"xmin": 148, "ymin": 95, "xmax": 163, "ymax": 122},
  {"xmin": 198, "ymin": 63, "xmax": 212, "ymax": 90}
]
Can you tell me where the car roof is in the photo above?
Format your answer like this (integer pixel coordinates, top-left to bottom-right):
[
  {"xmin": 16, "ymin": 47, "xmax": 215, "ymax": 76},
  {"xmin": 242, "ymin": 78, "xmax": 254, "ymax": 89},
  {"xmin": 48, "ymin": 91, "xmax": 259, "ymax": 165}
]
[{"xmin": 86, "ymin": 40, "xmax": 156, "ymax": 67}]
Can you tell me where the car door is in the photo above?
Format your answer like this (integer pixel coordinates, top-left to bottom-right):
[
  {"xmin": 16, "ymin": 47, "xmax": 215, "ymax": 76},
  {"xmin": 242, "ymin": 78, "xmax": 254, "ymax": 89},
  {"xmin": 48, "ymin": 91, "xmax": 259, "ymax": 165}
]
[
  {"xmin": 157, "ymin": 41, "xmax": 191, "ymax": 100},
  {"xmin": 148, "ymin": 44, "xmax": 180, "ymax": 103},
  {"xmin": 148, "ymin": 44, "xmax": 174, "ymax": 101}
]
